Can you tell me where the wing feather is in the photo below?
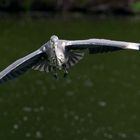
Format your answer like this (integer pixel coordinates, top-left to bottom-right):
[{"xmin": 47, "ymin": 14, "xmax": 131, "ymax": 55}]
[
  {"xmin": 32, "ymin": 57, "xmax": 51, "ymax": 73},
  {"xmin": 89, "ymin": 46, "xmax": 123, "ymax": 54},
  {"xmin": 65, "ymin": 39, "xmax": 140, "ymax": 53},
  {"xmin": 66, "ymin": 51, "xmax": 84, "ymax": 68},
  {"xmin": 0, "ymin": 49, "xmax": 44, "ymax": 83}
]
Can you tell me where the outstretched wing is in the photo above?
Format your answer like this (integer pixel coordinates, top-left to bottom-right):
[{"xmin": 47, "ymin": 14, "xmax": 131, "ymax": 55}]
[
  {"xmin": 0, "ymin": 49, "xmax": 45, "ymax": 84},
  {"xmin": 65, "ymin": 39, "xmax": 140, "ymax": 54}
]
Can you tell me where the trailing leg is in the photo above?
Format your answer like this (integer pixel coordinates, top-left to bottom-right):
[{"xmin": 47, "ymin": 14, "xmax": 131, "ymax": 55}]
[{"xmin": 62, "ymin": 64, "xmax": 69, "ymax": 78}]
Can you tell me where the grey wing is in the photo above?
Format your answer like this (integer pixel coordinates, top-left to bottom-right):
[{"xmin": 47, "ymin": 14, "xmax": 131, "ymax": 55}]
[
  {"xmin": 0, "ymin": 49, "xmax": 45, "ymax": 84},
  {"xmin": 65, "ymin": 39, "xmax": 140, "ymax": 54}
]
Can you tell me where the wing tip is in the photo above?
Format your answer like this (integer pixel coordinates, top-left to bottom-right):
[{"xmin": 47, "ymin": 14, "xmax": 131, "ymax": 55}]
[{"xmin": 126, "ymin": 43, "xmax": 140, "ymax": 50}]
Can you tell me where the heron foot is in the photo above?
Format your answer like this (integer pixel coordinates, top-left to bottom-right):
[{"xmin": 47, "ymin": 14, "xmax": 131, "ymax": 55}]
[
  {"xmin": 62, "ymin": 64, "xmax": 68, "ymax": 78},
  {"xmin": 63, "ymin": 70, "xmax": 68, "ymax": 78},
  {"xmin": 53, "ymin": 73, "xmax": 58, "ymax": 80}
]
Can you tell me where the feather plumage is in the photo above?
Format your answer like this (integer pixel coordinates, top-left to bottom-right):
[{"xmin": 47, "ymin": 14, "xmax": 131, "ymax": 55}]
[
  {"xmin": 0, "ymin": 49, "xmax": 44, "ymax": 83},
  {"xmin": 66, "ymin": 51, "xmax": 84, "ymax": 68}
]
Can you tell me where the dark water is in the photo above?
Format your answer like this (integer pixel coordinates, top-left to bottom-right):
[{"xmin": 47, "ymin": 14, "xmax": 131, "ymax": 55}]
[{"xmin": 0, "ymin": 17, "xmax": 140, "ymax": 140}]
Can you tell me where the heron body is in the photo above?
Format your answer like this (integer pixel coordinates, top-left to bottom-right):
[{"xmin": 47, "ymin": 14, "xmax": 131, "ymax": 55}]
[
  {"xmin": 32, "ymin": 35, "xmax": 84, "ymax": 78},
  {"xmin": 0, "ymin": 35, "xmax": 140, "ymax": 83}
]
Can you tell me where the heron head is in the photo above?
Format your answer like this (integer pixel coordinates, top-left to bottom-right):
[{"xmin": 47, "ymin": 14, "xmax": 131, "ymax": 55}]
[{"xmin": 50, "ymin": 35, "xmax": 59, "ymax": 44}]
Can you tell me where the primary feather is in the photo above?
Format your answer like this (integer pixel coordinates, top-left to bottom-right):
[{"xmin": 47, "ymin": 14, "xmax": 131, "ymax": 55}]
[{"xmin": 0, "ymin": 49, "xmax": 44, "ymax": 83}]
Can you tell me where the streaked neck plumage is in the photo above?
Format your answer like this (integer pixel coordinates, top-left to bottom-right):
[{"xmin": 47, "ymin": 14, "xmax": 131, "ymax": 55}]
[{"xmin": 50, "ymin": 35, "xmax": 65, "ymax": 69}]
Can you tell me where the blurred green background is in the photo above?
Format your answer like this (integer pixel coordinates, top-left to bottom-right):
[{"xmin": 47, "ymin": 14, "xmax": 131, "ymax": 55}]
[{"xmin": 1, "ymin": 0, "xmax": 140, "ymax": 140}]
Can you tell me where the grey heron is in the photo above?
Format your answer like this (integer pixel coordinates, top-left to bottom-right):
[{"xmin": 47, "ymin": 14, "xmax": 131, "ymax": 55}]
[{"xmin": 0, "ymin": 35, "xmax": 140, "ymax": 83}]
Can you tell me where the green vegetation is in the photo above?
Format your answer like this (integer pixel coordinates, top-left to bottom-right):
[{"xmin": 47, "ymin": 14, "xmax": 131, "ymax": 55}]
[{"xmin": 131, "ymin": 1, "xmax": 140, "ymax": 12}]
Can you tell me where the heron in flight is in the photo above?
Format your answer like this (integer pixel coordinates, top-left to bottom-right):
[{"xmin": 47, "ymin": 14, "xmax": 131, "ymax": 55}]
[{"xmin": 0, "ymin": 35, "xmax": 140, "ymax": 83}]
